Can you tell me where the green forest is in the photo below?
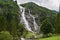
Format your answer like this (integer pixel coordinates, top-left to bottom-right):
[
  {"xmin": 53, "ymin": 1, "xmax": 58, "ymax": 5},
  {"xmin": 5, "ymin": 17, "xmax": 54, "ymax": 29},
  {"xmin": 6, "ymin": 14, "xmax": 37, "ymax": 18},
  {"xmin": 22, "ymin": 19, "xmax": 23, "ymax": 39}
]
[{"xmin": 0, "ymin": 0, "xmax": 60, "ymax": 40}]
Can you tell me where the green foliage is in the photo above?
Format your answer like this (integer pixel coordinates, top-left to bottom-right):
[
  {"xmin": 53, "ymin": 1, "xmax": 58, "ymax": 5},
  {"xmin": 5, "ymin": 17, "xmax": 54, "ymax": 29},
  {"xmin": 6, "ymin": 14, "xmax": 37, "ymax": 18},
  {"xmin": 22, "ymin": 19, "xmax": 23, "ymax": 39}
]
[
  {"xmin": 0, "ymin": 31, "xmax": 13, "ymax": 40},
  {"xmin": 17, "ymin": 23, "xmax": 27, "ymax": 37},
  {"xmin": 0, "ymin": 0, "xmax": 20, "ymax": 39},
  {"xmin": 55, "ymin": 12, "xmax": 60, "ymax": 33},
  {"xmin": 25, "ymin": 32, "xmax": 37, "ymax": 38},
  {"xmin": 0, "ymin": 0, "xmax": 28, "ymax": 39},
  {"xmin": 40, "ymin": 18, "xmax": 53, "ymax": 37},
  {"xmin": 0, "ymin": 0, "xmax": 19, "ymax": 30}
]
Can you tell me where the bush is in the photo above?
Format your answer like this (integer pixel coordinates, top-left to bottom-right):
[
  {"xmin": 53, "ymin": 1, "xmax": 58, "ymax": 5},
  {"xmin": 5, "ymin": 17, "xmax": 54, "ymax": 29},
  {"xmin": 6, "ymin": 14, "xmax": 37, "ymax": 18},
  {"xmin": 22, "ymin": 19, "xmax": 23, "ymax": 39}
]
[{"xmin": 0, "ymin": 31, "xmax": 13, "ymax": 40}]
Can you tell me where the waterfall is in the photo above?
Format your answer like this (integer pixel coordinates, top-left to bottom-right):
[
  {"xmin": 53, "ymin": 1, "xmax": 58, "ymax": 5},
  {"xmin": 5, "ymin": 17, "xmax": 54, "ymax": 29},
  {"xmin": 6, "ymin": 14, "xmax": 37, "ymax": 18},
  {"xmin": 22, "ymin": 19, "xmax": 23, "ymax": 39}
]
[
  {"xmin": 18, "ymin": 4, "xmax": 39, "ymax": 33},
  {"xmin": 29, "ymin": 10, "xmax": 39, "ymax": 31},
  {"xmin": 18, "ymin": 5, "xmax": 34, "ymax": 32},
  {"xmin": 33, "ymin": 17, "xmax": 39, "ymax": 30}
]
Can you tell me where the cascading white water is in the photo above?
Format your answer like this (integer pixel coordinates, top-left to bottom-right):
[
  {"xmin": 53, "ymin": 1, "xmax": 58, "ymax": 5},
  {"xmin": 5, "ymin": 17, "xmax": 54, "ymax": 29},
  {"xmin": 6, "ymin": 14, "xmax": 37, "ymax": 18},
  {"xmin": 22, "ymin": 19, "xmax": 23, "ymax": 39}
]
[
  {"xmin": 33, "ymin": 17, "xmax": 39, "ymax": 30},
  {"xmin": 18, "ymin": 3, "xmax": 39, "ymax": 33},
  {"xmin": 18, "ymin": 5, "xmax": 33, "ymax": 32},
  {"xmin": 29, "ymin": 10, "xmax": 39, "ymax": 31}
]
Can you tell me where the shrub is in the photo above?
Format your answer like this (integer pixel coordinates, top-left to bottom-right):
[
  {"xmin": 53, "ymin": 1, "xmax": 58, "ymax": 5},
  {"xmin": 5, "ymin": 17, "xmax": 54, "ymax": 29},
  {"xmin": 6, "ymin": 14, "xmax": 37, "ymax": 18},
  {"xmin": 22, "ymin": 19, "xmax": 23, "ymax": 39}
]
[{"xmin": 0, "ymin": 31, "xmax": 13, "ymax": 40}]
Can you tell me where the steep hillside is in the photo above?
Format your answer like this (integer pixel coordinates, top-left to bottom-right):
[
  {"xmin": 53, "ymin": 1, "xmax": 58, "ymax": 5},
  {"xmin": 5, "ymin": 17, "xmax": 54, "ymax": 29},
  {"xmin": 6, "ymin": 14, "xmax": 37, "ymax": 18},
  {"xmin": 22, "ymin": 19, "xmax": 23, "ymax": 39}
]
[{"xmin": 20, "ymin": 2, "xmax": 57, "ymax": 27}]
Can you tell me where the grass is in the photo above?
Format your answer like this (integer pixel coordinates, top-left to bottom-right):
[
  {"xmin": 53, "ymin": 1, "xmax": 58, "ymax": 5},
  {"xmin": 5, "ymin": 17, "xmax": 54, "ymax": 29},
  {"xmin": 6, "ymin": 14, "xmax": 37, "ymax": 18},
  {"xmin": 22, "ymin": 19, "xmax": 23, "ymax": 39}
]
[
  {"xmin": 39, "ymin": 35, "xmax": 60, "ymax": 40},
  {"xmin": 25, "ymin": 33, "xmax": 60, "ymax": 40}
]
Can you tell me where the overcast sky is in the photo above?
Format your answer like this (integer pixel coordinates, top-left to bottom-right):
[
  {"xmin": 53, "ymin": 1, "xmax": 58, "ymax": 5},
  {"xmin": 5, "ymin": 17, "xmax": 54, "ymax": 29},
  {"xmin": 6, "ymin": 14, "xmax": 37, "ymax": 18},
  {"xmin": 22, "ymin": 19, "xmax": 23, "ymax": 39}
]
[{"xmin": 16, "ymin": 0, "xmax": 59, "ymax": 11}]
